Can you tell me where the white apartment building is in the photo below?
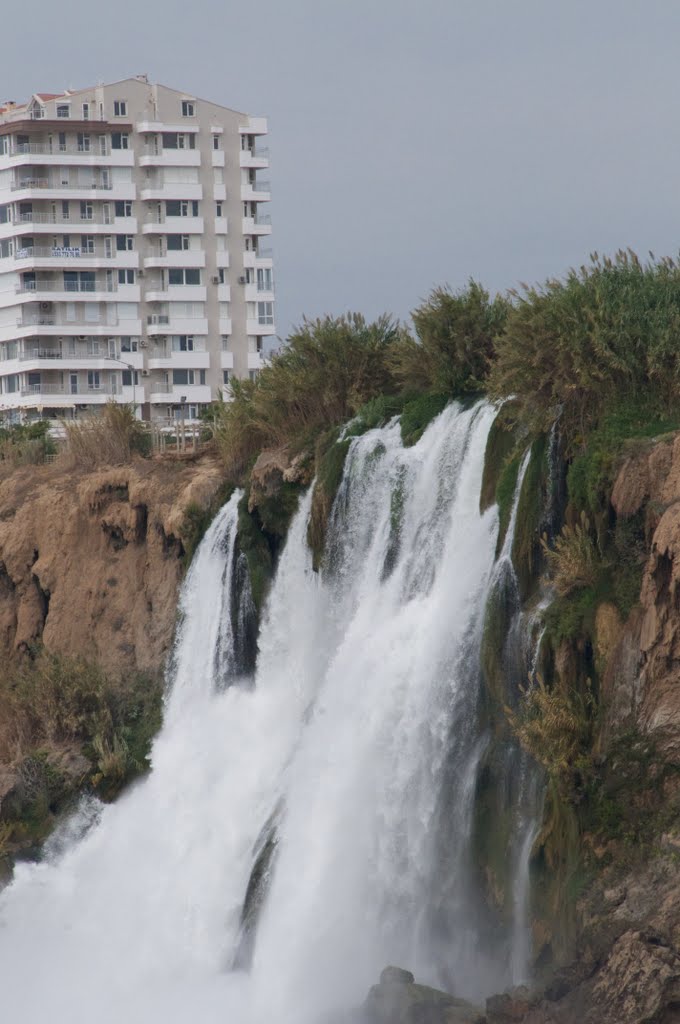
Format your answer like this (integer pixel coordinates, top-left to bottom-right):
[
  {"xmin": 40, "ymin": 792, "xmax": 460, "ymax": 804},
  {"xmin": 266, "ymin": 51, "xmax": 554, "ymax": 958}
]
[{"xmin": 0, "ymin": 76, "xmax": 274, "ymax": 424}]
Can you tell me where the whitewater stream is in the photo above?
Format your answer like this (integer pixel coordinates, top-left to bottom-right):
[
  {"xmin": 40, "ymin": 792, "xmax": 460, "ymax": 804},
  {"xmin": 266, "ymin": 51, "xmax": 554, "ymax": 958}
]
[{"xmin": 0, "ymin": 401, "xmax": 539, "ymax": 1023}]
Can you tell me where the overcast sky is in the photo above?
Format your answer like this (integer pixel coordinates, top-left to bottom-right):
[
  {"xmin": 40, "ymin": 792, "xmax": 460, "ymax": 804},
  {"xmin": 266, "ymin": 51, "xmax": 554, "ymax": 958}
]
[{"xmin": 4, "ymin": 0, "xmax": 680, "ymax": 338}]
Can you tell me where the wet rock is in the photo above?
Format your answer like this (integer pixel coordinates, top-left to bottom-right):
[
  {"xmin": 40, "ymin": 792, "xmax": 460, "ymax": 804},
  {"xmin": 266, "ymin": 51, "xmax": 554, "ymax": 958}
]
[{"xmin": 361, "ymin": 966, "xmax": 484, "ymax": 1023}]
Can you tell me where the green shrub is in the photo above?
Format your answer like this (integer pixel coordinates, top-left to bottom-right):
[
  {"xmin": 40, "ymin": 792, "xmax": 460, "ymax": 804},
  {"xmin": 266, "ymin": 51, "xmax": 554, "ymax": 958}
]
[
  {"xmin": 400, "ymin": 393, "xmax": 449, "ymax": 447},
  {"xmin": 390, "ymin": 281, "xmax": 509, "ymax": 396},
  {"xmin": 489, "ymin": 251, "xmax": 680, "ymax": 446},
  {"xmin": 213, "ymin": 313, "xmax": 401, "ymax": 479}
]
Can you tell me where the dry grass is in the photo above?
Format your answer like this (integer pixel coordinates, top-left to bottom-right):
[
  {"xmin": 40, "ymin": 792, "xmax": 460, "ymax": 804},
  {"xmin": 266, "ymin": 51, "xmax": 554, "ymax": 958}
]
[
  {"xmin": 541, "ymin": 512, "xmax": 601, "ymax": 596},
  {"xmin": 506, "ymin": 676, "xmax": 592, "ymax": 785},
  {"xmin": 64, "ymin": 403, "xmax": 148, "ymax": 469}
]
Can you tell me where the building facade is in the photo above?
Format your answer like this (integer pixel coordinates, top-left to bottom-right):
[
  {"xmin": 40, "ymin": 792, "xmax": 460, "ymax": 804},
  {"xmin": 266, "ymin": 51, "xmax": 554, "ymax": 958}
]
[{"xmin": 0, "ymin": 76, "xmax": 274, "ymax": 424}]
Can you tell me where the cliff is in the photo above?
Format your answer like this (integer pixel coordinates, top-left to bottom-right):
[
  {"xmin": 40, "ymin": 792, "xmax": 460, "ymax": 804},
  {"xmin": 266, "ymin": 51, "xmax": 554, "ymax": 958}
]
[{"xmin": 0, "ymin": 454, "xmax": 224, "ymax": 674}]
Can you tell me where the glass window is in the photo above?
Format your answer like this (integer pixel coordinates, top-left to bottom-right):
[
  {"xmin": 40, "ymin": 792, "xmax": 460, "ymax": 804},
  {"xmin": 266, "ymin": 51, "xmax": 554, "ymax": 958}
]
[
  {"xmin": 181, "ymin": 101, "xmax": 195, "ymax": 117},
  {"xmin": 166, "ymin": 234, "xmax": 189, "ymax": 251},
  {"xmin": 118, "ymin": 269, "xmax": 135, "ymax": 284},
  {"xmin": 113, "ymin": 100, "xmax": 127, "ymax": 117},
  {"xmin": 185, "ymin": 268, "xmax": 200, "ymax": 285},
  {"xmin": 116, "ymin": 235, "xmax": 133, "ymax": 251},
  {"xmin": 82, "ymin": 103, "xmax": 90, "ymax": 120},
  {"xmin": 56, "ymin": 104, "xmax": 70, "ymax": 118},
  {"xmin": 111, "ymin": 132, "xmax": 129, "ymax": 150},
  {"xmin": 257, "ymin": 301, "xmax": 274, "ymax": 325},
  {"xmin": 212, "ymin": 135, "xmax": 220, "ymax": 150},
  {"xmin": 114, "ymin": 200, "xmax": 132, "ymax": 217}
]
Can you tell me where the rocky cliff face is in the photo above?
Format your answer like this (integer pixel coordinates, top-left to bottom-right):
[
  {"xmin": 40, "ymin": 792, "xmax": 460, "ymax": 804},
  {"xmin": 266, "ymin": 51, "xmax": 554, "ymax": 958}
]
[
  {"xmin": 0, "ymin": 455, "xmax": 224, "ymax": 674},
  {"xmin": 605, "ymin": 434, "xmax": 680, "ymax": 763}
]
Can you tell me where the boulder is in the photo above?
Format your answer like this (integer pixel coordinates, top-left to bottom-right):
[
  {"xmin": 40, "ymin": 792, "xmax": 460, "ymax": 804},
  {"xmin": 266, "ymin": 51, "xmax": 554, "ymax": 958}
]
[{"xmin": 361, "ymin": 966, "xmax": 484, "ymax": 1024}]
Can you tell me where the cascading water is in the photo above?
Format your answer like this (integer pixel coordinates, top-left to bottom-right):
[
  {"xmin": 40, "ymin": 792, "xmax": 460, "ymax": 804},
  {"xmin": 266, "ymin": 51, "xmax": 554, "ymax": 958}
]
[{"xmin": 0, "ymin": 401, "xmax": 541, "ymax": 1024}]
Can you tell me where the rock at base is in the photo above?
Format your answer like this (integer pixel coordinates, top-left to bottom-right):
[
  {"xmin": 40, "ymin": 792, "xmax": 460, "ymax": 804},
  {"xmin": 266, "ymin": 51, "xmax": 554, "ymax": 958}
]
[{"xmin": 361, "ymin": 966, "xmax": 484, "ymax": 1024}]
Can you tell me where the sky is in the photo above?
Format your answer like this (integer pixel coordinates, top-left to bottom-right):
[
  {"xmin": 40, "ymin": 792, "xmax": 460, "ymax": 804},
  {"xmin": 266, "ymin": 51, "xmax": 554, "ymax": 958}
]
[{"xmin": 4, "ymin": 0, "xmax": 680, "ymax": 338}]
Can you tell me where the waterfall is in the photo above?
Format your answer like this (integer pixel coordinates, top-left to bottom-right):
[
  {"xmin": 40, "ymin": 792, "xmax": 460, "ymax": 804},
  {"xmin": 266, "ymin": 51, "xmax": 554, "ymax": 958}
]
[{"xmin": 0, "ymin": 400, "xmax": 541, "ymax": 1024}]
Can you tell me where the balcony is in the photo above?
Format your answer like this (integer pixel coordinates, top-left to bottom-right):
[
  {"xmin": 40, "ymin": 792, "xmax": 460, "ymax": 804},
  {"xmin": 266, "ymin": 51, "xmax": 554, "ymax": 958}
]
[
  {"xmin": 11, "ymin": 212, "xmax": 137, "ymax": 234},
  {"xmin": 11, "ymin": 178, "xmax": 113, "ymax": 192},
  {"xmin": 239, "ymin": 148, "xmax": 269, "ymax": 169},
  {"xmin": 146, "ymin": 314, "xmax": 208, "ymax": 336},
  {"xmin": 142, "ymin": 216, "xmax": 204, "ymax": 235},
  {"xmin": 242, "ymin": 215, "xmax": 272, "ymax": 236},
  {"xmin": 247, "ymin": 317, "xmax": 276, "ymax": 336},
  {"xmin": 143, "ymin": 250, "xmax": 205, "ymax": 270},
  {"xmin": 248, "ymin": 352, "xmax": 265, "ymax": 371},
  {"xmin": 15, "ymin": 279, "xmax": 117, "ymax": 295},
  {"xmin": 241, "ymin": 181, "xmax": 271, "ymax": 202},
  {"xmin": 220, "ymin": 350, "xmax": 234, "ymax": 370},
  {"xmin": 139, "ymin": 149, "xmax": 201, "ymax": 168},
  {"xmin": 140, "ymin": 182, "xmax": 202, "ymax": 202},
  {"xmin": 238, "ymin": 117, "xmax": 268, "ymax": 136},
  {"xmin": 144, "ymin": 285, "xmax": 206, "ymax": 303},
  {"xmin": 147, "ymin": 348, "xmax": 210, "ymax": 370},
  {"xmin": 15, "ymin": 244, "xmax": 117, "ymax": 261},
  {"xmin": 149, "ymin": 382, "xmax": 211, "ymax": 405},
  {"xmin": 244, "ymin": 283, "xmax": 274, "ymax": 302}
]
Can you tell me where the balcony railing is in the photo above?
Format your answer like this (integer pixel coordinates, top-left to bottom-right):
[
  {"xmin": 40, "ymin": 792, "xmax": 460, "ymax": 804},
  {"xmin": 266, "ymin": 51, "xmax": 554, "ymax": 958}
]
[
  {"xmin": 254, "ymin": 215, "xmax": 272, "ymax": 226},
  {"xmin": 151, "ymin": 382, "xmax": 172, "ymax": 394},
  {"xmin": 20, "ymin": 382, "xmax": 120, "ymax": 396},
  {"xmin": 15, "ymin": 245, "xmax": 115, "ymax": 260},
  {"xmin": 13, "ymin": 212, "xmax": 116, "ymax": 226},
  {"xmin": 15, "ymin": 279, "xmax": 116, "ymax": 294},
  {"xmin": 10, "ymin": 142, "xmax": 111, "ymax": 157},
  {"xmin": 19, "ymin": 350, "xmax": 63, "ymax": 360},
  {"xmin": 257, "ymin": 248, "xmax": 273, "ymax": 259},
  {"xmin": 17, "ymin": 314, "xmax": 119, "ymax": 328},
  {"xmin": 147, "ymin": 314, "xmax": 170, "ymax": 325},
  {"xmin": 11, "ymin": 179, "xmax": 113, "ymax": 192}
]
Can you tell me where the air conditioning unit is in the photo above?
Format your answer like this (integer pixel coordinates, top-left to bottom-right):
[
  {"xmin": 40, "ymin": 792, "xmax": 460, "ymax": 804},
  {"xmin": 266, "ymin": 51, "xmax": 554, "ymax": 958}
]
[
  {"xmin": 138, "ymin": 269, "xmax": 145, "ymax": 277},
  {"xmin": 141, "ymin": 369, "xmax": 150, "ymax": 377},
  {"xmin": 139, "ymin": 339, "xmax": 148, "ymax": 348},
  {"xmin": 76, "ymin": 335, "xmax": 87, "ymax": 341},
  {"xmin": 211, "ymin": 275, "xmax": 220, "ymax": 285},
  {"xmin": 238, "ymin": 276, "xmax": 247, "ymax": 285},
  {"xmin": 39, "ymin": 302, "xmax": 51, "ymax": 311}
]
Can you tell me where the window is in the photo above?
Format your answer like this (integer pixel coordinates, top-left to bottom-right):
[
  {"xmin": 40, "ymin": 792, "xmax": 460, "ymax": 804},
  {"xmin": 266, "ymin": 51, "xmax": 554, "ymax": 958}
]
[
  {"xmin": 212, "ymin": 134, "xmax": 220, "ymax": 150},
  {"xmin": 111, "ymin": 132, "xmax": 129, "ymax": 150},
  {"xmin": 113, "ymin": 100, "xmax": 127, "ymax": 117},
  {"xmin": 82, "ymin": 103, "xmax": 90, "ymax": 120},
  {"xmin": 61, "ymin": 200, "xmax": 70, "ymax": 219},
  {"xmin": 87, "ymin": 370, "xmax": 101, "ymax": 390},
  {"xmin": 120, "ymin": 337, "xmax": 139, "ymax": 353},
  {"xmin": 166, "ymin": 234, "xmax": 189, "ymax": 251},
  {"xmin": 165, "ymin": 199, "xmax": 199, "ymax": 217},
  {"xmin": 216, "ymin": 201, "xmax": 223, "ymax": 217},
  {"xmin": 77, "ymin": 133, "xmax": 91, "ymax": 152},
  {"xmin": 257, "ymin": 268, "xmax": 273, "ymax": 292},
  {"xmin": 118, "ymin": 269, "xmax": 135, "ymax": 285},
  {"xmin": 222, "ymin": 370, "xmax": 230, "ymax": 385},
  {"xmin": 257, "ymin": 301, "xmax": 274, "ymax": 325},
  {"xmin": 168, "ymin": 268, "xmax": 201, "ymax": 286},
  {"xmin": 80, "ymin": 235, "xmax": 95, "ymax": 253},
  {"xmin": 116, "ymin": 235, "xmax": 134, "ymax": 251},
  {"xmin": 218, "ymin": 268, "xmax": 226, "ymax": 284},
  {"xmin": 172, "ymin": 335, "xmax": 195, "ymax": 352},
  {"xmin": 56, "ymin": 104, "xmax": 70, "ymax": 118},
  {"xmin": 181, "ymin": 100, "xmax": 195, "ymax": 117},
  {"xmin": 115, "ymin": 200, "xmax": 132, "ymax": 218},
  {"xmin": 162, "ymin": 132, "xmax": 179, "ymax": 150},
  {"xmin": 173, "ymin": 368, "xmax": 192, "ymax": 385},
  {"xmin": 80, "ymin": 201, "xmax": 93, "ymax": 221},
  {"xmin": 122, "ymin": 369, "xmax": 139, "ymax": 386}
]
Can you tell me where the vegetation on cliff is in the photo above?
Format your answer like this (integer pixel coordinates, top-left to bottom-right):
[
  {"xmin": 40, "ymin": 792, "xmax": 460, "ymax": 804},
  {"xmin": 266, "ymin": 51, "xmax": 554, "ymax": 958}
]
[{"xmin": 0, "ymin": 649, "xmax": 162, "ymax": 857}]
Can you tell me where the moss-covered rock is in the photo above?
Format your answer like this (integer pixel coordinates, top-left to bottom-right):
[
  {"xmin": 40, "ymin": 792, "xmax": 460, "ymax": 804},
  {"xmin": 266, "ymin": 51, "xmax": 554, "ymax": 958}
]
[
  {"xmin": 495, "ymin": 454, "xmax": 521, "ymax": 556},
  {"xmin": 480, "ymin": 413, "xmax": 520, "ymax": 514},
  {"xmin": 399, "ymin": 393, "xmax": 449, "ymax": 447},
  {"xmin": 512, "ymin": 435, "xmax": 548, "ymax": 602},
  {"xmin": 308, "ymin": 431, "xmax": 352, "ymax": 572}
]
